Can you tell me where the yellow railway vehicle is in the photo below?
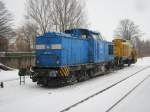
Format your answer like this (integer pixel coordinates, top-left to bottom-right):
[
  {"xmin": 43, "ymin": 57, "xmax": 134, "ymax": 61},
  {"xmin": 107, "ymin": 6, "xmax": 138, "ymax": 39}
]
[{"xmin": 113, "ymin": 38, "xmax": 137, "ymax": 67}]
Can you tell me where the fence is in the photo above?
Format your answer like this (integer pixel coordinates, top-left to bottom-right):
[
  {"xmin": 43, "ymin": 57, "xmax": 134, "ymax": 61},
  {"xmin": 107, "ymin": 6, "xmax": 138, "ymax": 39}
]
[{"xmin": 0, "ymin": 52, "xmax": 35, "ymax": 69}]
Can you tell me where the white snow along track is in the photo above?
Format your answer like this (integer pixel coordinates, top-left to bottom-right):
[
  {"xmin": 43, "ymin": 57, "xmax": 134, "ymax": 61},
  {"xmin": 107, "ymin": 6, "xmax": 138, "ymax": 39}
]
[{"xmin": 0, "ymin": 57, "xmax": 150, "ymax": 112}]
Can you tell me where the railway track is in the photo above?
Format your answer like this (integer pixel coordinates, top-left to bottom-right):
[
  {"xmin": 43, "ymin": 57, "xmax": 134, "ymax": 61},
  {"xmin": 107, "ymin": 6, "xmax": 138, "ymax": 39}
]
[
  {"xmin": 60, "ymin": 66, "xmax": 150, "ymax": 112},
  {"xmin": 106, "ymin": 74, "xmax": 150, "ymax": 112}
]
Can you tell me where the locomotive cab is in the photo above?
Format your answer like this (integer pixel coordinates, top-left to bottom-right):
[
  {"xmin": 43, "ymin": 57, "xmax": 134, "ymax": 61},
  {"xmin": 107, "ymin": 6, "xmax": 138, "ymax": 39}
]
[
  {"xmin": 65, "ymin": 29, "xmax": 103, "ymax": 40},
  {"xmin": 113, "ymin": 38, "xmax": 137, "ymax": 67}
]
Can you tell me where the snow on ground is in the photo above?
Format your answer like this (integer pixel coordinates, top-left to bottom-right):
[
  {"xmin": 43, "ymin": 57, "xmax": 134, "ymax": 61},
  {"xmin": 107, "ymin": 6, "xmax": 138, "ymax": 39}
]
[
  {"xmin": 0, "ymin": 57, "xmax": 150, "ymax": 112},
  {"xmin": 0, "ymin": 70, "xmax": 19, "ymax": 82},
  {"xmin": 67, "ymin": 64, "xmax": 150, "ymax": 112},
  {"xmin": 110, "ymin": 77, "xmax": 150, "ymax": 112},
  {"xmin": 136, "ymin": 57, "xmax": 150, "ymax": 66}
]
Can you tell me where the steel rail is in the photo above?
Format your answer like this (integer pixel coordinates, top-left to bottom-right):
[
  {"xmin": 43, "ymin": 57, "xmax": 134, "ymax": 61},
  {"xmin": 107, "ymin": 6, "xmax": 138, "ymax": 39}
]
[{"xmin": 60, "ymin": 66, "xmax": 150, "ymax": 112}]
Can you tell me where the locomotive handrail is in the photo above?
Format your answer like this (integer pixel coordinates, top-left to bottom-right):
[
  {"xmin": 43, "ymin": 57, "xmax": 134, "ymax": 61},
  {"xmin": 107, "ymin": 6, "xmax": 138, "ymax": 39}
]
[{"xmin": 0, "ymin": 52, "xmax": 35, "ymax": 57}]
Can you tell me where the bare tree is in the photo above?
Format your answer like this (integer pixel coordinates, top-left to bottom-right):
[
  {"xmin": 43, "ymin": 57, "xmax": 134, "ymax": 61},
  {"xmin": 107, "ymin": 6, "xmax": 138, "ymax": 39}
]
[
  {"xmin": 16, "ymin": 22, "xmax": 38, "ymax": 51},
  {"xmin": 15, "ymin": 34, "xmax": 30, "ymax": 52},
  {"xmin": 25, "ymin": 0, "xmax": 87, "ymax": 33},
  {"xmin": 114, "ymin": 19, "xmax": 142, "ymax": 40},
  {"xmin": 135, "ymin": 38, "xmax": 150, "ymax": 57},
  {"xmin": 0, "ymin": 1, "xmax": 12, "ymax": 36},
  {"xmin": 0, "ymin": 36, "xmax": 8, "ymax": 51},
  {"xmin": 52, "ymin": 0, "xmax": 87, "ymax": 32},
  {"xmin": 26, "ymin": 0, "xmax": 53, "ymax": 34}
]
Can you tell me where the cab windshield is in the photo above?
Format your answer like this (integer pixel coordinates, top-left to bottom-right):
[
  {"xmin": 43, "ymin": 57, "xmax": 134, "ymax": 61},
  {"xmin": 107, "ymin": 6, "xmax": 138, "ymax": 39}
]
[{"xmin": 91, "ymin": 33, "xmax": 103, "ymax": 40}]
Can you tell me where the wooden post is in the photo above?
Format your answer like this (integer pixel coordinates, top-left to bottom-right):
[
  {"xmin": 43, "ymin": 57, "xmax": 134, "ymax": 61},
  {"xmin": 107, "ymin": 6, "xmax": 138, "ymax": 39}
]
[
  {"xmin": 0, "ymin": 82, "xmax": 4, "ymax": 88},
  {"xmin": 19, "ymin": 68, "xmax": 26, "ymax": 85},
  {"xmin": 20, "ymin": 76, "xmax": 25, "ymax": 85}
]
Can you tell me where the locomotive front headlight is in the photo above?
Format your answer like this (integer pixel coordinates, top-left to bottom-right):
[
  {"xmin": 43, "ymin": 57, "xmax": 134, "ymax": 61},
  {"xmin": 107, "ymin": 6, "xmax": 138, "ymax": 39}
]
[
  {"xmin": 51, "ymin": 44, "xmax": 62, "ymax": 49},
  {"xmin": 36, "ymin": 44, "xmax": 46, "ymax": 49}
]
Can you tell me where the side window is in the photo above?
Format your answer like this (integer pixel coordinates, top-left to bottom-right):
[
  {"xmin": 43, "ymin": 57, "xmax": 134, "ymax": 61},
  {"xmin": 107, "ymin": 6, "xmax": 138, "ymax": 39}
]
[
  {"xmin": 92, "ymin": 33, "xmax": 102, "ymax": 40},
  {"xmin": 81, "ymin": 30, "xmax": 89, "ymax": 39},
  {"xmin": 108, "ymin": 44, "xmax": 114, "ymax": 55},
  {"xmin": 82, "ymin": 34, "xmax": 87, "ymax": 39},
  {"xmin": 65, "ymin": 30, "xmax": 72, "ymax": 34},
  {"xmin": 92, "ymin": 34, "xmax": 98, "ymax": 40},
  {"xmin": 98, "ymin": 34, "xmax": 103, "ymax": 40}
]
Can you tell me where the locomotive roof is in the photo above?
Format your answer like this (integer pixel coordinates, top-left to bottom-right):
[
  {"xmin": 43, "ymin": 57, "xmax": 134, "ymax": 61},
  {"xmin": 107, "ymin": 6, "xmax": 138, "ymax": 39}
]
[{"xmin": 65, "ymin": 28, "xmax": 100, "ymax": 34}]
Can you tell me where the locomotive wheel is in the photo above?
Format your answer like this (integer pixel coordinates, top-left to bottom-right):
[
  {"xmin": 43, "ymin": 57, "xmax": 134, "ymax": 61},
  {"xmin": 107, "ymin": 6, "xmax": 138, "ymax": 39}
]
[
  {"xmin": 83, "ymin": 71, "xmax": 89, "ymax": 80},
  {"xmin": 119, "ymin": 59, "xmax": 124, "ymax": 69},
  {"xmin": 89, "ymin": 70, "xmax": 95, "ymax": 78},
  {"xmin": 127, "ymin": 59, "xmax": 131, "ymax": 66},
  {"xmin": 77, "ymin": 71, "xmax": 89, "ymax": 82},
  {"xmin": 101, "ymin": 65, "xmax": 106, "ymax": 73},
  {"xmin": 67, "ymin": 74, "xmax": 77, "ymax": 85}
]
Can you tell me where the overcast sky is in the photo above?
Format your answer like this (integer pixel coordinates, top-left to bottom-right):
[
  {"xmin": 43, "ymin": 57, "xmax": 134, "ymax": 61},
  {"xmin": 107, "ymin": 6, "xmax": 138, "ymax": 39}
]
[{"xmin": 2, "ymin": 0, "xmax": 150, "ymax": 40}]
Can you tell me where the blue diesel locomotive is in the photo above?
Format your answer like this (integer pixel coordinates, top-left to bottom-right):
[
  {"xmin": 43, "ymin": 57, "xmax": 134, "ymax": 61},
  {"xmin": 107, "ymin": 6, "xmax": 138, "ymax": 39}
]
[{"xmin": 31, "ymin": 29, "xmax": 114, "ymax": 86}]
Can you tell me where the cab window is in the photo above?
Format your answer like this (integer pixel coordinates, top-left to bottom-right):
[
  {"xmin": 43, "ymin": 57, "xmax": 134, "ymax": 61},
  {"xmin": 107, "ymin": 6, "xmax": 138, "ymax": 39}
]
[
  {"xmin": 92, "ymin": 33, "xmax": 103, "ymax": 40},
  {"xmin": 108, "ymin": 44, "xmax": 114, "ymax": 55},
  {"xmin": 81, "ymin": 30, "xmax": 89, "ymax": 39}
]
